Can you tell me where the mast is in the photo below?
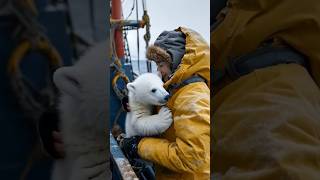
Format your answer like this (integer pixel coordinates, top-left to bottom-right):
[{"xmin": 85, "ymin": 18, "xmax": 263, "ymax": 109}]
[{"xmin": 111, "ymin": 0, "xmax": 125, "ymax": 59}]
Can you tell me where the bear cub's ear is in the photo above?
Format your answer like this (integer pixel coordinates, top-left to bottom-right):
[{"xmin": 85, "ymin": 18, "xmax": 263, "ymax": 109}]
[
  {"xmin": 53, "ymin": 66, "xmax": 81, "ymax": 98},
  {"xmin": 127, "ymin": 83, "xmax": 136, "ymax": 92}
]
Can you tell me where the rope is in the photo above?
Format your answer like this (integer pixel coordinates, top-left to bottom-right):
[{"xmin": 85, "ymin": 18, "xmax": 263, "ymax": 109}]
[
  {"xmin": 111, "ymin": 107, "xmax": 125, "ymax": 137},
  {"xmin": 7, "ymin": 38, "xmax": 63, "ymax": 121},
  {"xmin": 110, "ymin": 24, "xmax": 130, "ymax": 101},
  {"xmin": 142, "ymin": 0, "xmax": 151, "ymax": 72},
  {"xmin": 112, "ymin": 71, "xmax": 130, "ymax": 99},
  {"xmin": 24, "ymin": 0, "xmax": 38, "ymax": 15}
]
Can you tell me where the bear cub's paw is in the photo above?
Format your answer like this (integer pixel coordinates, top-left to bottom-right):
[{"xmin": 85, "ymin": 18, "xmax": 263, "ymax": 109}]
[{"xmin": 157, "ymin": 106, "xmax": 173, "ymax": 133}]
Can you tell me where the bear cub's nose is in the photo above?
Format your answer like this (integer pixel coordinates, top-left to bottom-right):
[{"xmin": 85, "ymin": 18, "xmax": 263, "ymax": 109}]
[{"xmin": 164, "ymin": 95, "xmax": 170, "ymax": 101}]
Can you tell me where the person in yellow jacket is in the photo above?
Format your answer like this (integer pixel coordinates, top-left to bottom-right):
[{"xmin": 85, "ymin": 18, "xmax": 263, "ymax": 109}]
[
  {"xmin": 121, "ymin": 27, "xmax": 210, "ymax": 179},
  {"xmin": 212, "ymin": 0, "xmax": 320, "ymax": 179}
]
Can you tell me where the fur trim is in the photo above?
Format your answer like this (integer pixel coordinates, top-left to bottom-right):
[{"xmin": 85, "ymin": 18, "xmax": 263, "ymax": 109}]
[{"xmin": 146, "ymin": 45, "xmax": 171, "ymax": 64}]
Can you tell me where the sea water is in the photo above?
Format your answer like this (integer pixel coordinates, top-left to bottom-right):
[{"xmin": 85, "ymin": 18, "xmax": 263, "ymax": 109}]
[{"xmin": 131, "ymin": 60, "xmax": 157, "ymax": 74}]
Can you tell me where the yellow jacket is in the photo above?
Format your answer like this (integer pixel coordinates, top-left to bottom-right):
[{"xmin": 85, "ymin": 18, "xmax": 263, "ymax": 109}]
[
  {"xmin": 212, "ymin": 0, "xmax": 320, "ymax": 179},
  {"xmin": 138, "ymin": 27, "xmax": 210, "ymax": 180}
]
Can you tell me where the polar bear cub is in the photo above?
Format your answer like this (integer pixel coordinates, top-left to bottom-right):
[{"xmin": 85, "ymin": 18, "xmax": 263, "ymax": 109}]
[
  {"xmin": 51, "ymin": 42, "xmax": 110, "ymax": 180},
  {"xmin": 125, "ymin": 73, "xmax": 173, "ymax": 138}
]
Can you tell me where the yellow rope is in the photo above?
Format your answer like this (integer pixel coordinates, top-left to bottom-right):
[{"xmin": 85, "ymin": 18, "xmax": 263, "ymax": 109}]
[
  {"xmin": 112, "ymin": 72, "xmax": 130, "ymax": 88},
  {"xmin": 24, "ymin": 0, "xmax": 38, "ymax": 15},
  {"xmin": 110, "ymin": 28, "xmax": 131, "ymax": 100},
  {"xmin": 7, "ymin": 38, "xmax": 63, "ymax": 75}
]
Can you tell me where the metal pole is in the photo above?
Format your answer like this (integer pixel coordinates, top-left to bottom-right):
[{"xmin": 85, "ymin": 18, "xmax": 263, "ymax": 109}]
[{"xmin": 111, "ymin": 0, "xmax": 125, "ymax": 59}]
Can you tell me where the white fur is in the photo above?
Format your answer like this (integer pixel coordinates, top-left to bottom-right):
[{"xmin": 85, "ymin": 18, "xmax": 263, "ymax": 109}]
[
  {"xmin": 125, "ymin": 73, "xmax": 173, "ymax": 138},
  {"xmin": 51, "ymin": 42, "xmax": 110, "ymax": 180}
]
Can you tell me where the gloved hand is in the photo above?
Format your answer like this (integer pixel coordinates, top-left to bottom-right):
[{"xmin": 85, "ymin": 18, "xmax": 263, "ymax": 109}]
[
  {"xmin": 121, "ymin": 96, "xmax": 130, "ymax": 112},
  {"xmin": 38, "ymin": 107, "xmax": 65, "ymax": 159},
  {"xmin": 120, "ymin": 136, "xmax": 142, "ymax": 159}
]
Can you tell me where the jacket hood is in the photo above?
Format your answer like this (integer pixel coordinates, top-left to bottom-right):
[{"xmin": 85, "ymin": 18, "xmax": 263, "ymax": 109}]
[{"xmin": 164, "ymin": 27, "xmax": 210, "ymax": 89}]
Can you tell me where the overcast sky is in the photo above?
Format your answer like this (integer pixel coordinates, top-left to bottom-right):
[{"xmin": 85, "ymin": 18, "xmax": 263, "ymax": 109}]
[{"xmin": 122, "ymin": 0, "xmax": 210, "ymax": 60}]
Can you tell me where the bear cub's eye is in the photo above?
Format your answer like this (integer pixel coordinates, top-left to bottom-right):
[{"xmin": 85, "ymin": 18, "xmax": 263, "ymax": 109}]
[{"xmin": 151, "ymin": 89, "xmax": 157, "ymax": 93}]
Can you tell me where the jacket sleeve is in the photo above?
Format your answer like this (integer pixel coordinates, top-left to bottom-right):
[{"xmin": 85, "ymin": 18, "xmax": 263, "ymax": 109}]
[{"xmin": 137, "ymin": 83, "xmax": 210, "ymax": 173}]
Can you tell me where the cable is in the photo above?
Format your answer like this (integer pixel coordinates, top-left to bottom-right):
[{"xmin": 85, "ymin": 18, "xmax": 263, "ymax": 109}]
[
  {"xmin": 135, "ymin": 0, "xmax": 140, "ymax": 73},
  {"xmin": 125, "ymin": 0, "xmax": 135, "ymax": 20},
  {"xmin": 142, "ymin": 0, "xmax": 146, "ymax": 11}
]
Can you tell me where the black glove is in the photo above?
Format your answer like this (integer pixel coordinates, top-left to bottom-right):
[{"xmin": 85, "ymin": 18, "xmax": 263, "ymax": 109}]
[
  {"xmin": 120, "ymin": 136, "xmax": 142, "ymax": 159},
  {"xmin": 121, "ymin": 96, "xmax": 130, "ymax": 112},
  {"xmin": 38, "ymin": 107, "xmax": 63, "ymax": 159},
  {"xmin": 131, "ymin": 159, "xmax": 156, "ymax": 180}
]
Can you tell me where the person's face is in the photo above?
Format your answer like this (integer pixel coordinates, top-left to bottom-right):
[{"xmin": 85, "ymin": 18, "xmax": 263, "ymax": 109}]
[{"xmin": 157, "ymin": 62, "xmax": 172, "ymax": 82}]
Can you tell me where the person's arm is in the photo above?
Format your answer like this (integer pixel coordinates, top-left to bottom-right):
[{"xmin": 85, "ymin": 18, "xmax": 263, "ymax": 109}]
[{"xmin": 138, "ymin": 83, "xmax": 210, "ymax": 173}]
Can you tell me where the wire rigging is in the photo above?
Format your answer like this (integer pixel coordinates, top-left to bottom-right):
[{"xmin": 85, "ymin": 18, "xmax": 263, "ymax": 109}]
[
  {"xmin": 125, "ymin": 0, "xmax": 135, "ymax": 20},
  {"xmin": 135, "ymin": 0, "xmax": 141, "ymax": 73}
]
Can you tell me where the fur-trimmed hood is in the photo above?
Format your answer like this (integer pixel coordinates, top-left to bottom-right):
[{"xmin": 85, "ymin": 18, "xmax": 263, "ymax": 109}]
[
  {"xmin": 167, "ymin": 27, "xmax": 210, "ymax": 88},
  {"xmin": 146, "ymin": 27, "xmax": 210, "ymax": 88},
  {"xmin": 146, "ymin": 45, "xmax": 171, "ymax": 65},
  {"xmin": 146, "ymin": 30, "xmax": 186, "ymax": 71}
]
